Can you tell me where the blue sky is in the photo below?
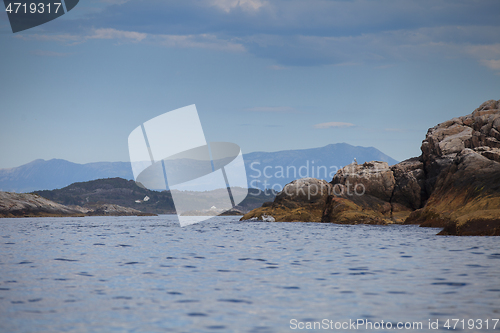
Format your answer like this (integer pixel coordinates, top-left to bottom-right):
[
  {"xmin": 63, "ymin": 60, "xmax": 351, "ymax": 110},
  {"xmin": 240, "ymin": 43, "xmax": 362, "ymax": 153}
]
[{"xmin": 1, "ymin": 0, "xmax": 500, "ymax": 168}]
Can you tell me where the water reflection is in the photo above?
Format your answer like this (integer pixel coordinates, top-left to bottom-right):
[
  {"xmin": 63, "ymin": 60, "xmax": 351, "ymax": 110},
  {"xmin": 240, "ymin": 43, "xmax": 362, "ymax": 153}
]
[{"xmin": 0, "ymin": 216, "xmax": 499, "ymax": 332}]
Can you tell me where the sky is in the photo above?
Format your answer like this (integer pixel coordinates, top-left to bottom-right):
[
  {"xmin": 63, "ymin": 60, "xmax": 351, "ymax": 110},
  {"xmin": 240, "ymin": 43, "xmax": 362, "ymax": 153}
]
[{"xmin": 1, "ymin": 0, "xmax": 500, "ymax": 169}]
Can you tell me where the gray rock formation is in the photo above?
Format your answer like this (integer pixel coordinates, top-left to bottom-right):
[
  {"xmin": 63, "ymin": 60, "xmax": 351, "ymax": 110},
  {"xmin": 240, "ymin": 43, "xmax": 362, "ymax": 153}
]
[
  {"xmin": 274, "ymin": 177, "xmax": 332, "ymax": 208},
  {"xmin": 331, "ymin": 161, "xmax": 395, "ymax": 202},
  {"xmin": 324, "ymin": 161, "xmax": 414, "ymax": 223},
  {"xmin": 421, "ymin": 99, "xmax": 500, "ymax": 194},
  {"xmin": 390, "ymin": 157, "xmax": 425, "ymax": 210},
  {"xmin": 240, "ymin": 178, "xmax": 332, "ymax": 222},
  {"xmin": 0, "ymin": 191, "xmax": 83, "ymax": 217},
  {"xmin": 243, "ymin": 99, "xmax": 500, "ymax": 235},
  {"xmin": 0, "ymin": 191, "xmax": 155, "ymax": 218}
]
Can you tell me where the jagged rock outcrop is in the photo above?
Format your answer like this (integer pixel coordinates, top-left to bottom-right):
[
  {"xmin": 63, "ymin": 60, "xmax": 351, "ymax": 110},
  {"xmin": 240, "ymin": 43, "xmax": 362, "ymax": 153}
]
[
  {"xmin": 242, "ymin": 99, "xmax": 500, "ymax": 235},
  {"xmin": 242, "ymin": 160, "xmax": 426, "ymax": 225},
  {"xmin": 323, "ymin": 160, "xmax": 423, "ymax": 224},
  {"xmin": 274, "ymin": 177, "xmax": 332, "ymax": 207},
  {"xmin": 406, "ymin": 100, "xmax": 500, "ymax": 235},
  {"xmin": 390, "ymin": 157, "xmax": 425, "ymax": 210},
  {"xmin": 325, "ymin": 161, "xmax": 395, "ymax": 224},
  {"xmin": 421, "ymin": 99, "xmax": 500, "ymax": 196},
  {"xmin": 406, "ymin": 148, "xmax": 500, "ymax": 235},
  {"xmin": 331, "ymin": 161, "xmax": 395, "ymax": 201}
]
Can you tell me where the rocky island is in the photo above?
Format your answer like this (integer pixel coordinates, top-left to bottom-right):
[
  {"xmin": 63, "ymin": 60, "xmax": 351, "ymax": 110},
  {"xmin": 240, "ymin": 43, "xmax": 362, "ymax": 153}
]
[
  {"xmin": 242, "ymin": 100, "xmax": 500, "ymax": 236},
  {"xmin": 0, "ymin": 177, "xmax": 275, "ymax": 218},
  {"xmin": 0, "ymin": 191, "xmax": 85, "ymax": 218},
  {"xmin": 0, "ymin": 191, "xmax": 154, "ymax": 218}
]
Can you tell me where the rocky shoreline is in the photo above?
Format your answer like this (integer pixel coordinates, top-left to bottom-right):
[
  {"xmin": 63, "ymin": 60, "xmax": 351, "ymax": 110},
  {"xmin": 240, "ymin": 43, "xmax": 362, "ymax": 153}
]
[
  {"xmin": 242, "ymin": 100, "xmax": 500, "ymax": 236},
  {"xmin": 0, "ymin": 191, "xmax": 155, "ymax": 218}
]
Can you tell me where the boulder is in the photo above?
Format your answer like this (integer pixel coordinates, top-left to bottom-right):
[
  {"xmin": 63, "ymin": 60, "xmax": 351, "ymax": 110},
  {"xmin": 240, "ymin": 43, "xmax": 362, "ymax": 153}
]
[
  {"xmin": 274, "ymin": 177, "xmax": 332, "ymax": 208},
  {"xmin": 240, "ymin": 178, "xmax": 331, "ymax": 222},
  {"xmin": 323, "ymin": 160, "xmax": 419, "ymax": 224},
  {"xmin": 331, "ymin": 161, "xmax": 395, "ymax": 202},
  {"xmin": 390, "ymin": 157, "xmax": 425, "ymax": 210},
  {"xmin": 406, "ymin": 148, "xmax": 500, "ymax": 235}
]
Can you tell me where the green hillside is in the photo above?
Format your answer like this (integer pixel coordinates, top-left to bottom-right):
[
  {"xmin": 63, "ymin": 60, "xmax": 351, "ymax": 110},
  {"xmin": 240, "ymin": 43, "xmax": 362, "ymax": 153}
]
[{"xmin": 34, "ymin": 177, "xmax": 275, "ymax": 215}]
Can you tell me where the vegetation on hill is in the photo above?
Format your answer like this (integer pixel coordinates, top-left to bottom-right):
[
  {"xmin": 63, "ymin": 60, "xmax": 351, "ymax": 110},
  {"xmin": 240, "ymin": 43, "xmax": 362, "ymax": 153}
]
[{"xmin": 34, "ymin": 177, "xmax": 276, "ymax": 215}]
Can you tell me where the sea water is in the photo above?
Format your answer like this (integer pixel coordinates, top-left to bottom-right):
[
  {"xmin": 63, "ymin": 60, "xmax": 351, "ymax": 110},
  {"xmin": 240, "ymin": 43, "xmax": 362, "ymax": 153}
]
[{"xmin": 0, "ymin": 215, "xmax": 499, "ymax": 332}]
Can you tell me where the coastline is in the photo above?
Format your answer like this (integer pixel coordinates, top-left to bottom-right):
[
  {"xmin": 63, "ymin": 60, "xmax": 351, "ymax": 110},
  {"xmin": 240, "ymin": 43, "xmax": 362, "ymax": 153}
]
[
  {"xmin": 0, "ymin": 191, "xmax": 156, "ymax": 218},
  {"xmin": 242, "ymin": 100, "xmax": 500, "ymax": 236}
]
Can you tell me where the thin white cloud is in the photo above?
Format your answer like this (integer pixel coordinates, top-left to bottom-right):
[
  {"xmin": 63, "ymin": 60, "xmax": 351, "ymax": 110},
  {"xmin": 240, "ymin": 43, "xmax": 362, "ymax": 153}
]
[
  {"xmin": 245, "ymin": 106, "xmax": 298, "ymax": 113},
  {"xmin": 16, "ymin": 29, "xmax": 243, "ymax": 52},
  {"xmin": 31, "ymin": 50, "xmax": 74, "ymax": 57},
  {"xmin": 334, "ymin": 62, "xmax": 362, "ymax": 67},
  {"xmin": 314, "ymin": 122, "xmax": 355, "ymax": 129},
  {"xmin": 154, "ymin": 34, "xmax": 245, "ymax": 52},
  {"xmin": 375, "ymin": 64, "xmax": 397, "ymax": 69},
  {"xmin": 15, "ymin": 28, "xmax": 146, "ymax": 43},
  {"xmin": 429, "ymin": 42, "xmax": 500, "ymax": 72},
  {"xmin": 242, "ymin": 25, "xmax": 500, "ymax": 68},
  {"xmin": 482, "ymin": 59, "xmax": 500, "ymax": 70},
  {"xmin": 13, "ymin": 0, "xmax": 500, "ymax": 73},
  {"xmin": 15, "ymin": 33, "xmax": 81, "ymax": 43},
  {"xmin": 88, "ymin": 28, "xmax": 147, "ymax": 42},
  {"xmin": 267, "ymin": 65, "xmax": 288, "ymax": 70},
  {"xmin": 209, "ymin": 0, "xmax": 267, "ymax": 13},
  {"xmin": 463, "ymin": 43, "xmax": 500, "ymax": 59}
]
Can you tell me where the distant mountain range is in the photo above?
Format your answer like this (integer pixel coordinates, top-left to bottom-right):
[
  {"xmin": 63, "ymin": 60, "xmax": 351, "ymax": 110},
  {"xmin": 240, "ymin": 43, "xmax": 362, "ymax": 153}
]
[
  {"xmin": 0, "ymin": 143, "xmax": 398, "ymax": 193},
  {"xmin": 0, "ymin": 159, "xmax": 134, "ymax": 193},
  {"xmin": 244, "ymin": 143, "xmax": 398, "ymax": 190}
]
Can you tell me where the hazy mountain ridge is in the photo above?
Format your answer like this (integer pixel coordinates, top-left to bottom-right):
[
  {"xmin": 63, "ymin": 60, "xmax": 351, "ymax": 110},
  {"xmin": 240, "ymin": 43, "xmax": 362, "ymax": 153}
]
[
  {"xmin": 0, "ymin": 143, "xmax": 398, "ymax": 193},
  {"xmin": 244, "ymin": 143, "xmax": 398, "ymax": 190},
  {"xmin": 0, "ymin": 159, "xmax": 134, "ymax": 193}
]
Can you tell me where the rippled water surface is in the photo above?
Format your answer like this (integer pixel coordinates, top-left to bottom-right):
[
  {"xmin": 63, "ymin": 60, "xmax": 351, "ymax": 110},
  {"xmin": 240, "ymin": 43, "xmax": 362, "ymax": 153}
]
[{"xmin": 1, "ymin": 215, "xmax": 499, "ymax": 332}]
